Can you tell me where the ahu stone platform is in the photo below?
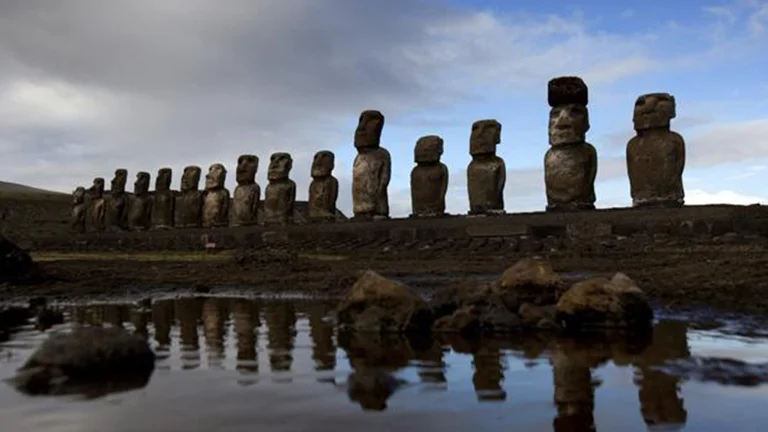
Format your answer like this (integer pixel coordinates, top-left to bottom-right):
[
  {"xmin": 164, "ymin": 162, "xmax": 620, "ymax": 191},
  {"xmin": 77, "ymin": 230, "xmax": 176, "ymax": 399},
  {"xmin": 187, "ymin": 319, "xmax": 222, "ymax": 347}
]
[{"xmin": 31, "ymin": 204, "xmax": 768, "ymax": 252}]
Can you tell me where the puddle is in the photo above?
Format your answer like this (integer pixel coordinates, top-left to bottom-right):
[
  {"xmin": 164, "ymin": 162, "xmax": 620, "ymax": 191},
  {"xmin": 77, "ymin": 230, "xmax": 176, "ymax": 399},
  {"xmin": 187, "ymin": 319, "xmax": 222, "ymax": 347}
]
[{"xmin": 1, "ymin": 296, "xmax": 768, "ymax": 431}]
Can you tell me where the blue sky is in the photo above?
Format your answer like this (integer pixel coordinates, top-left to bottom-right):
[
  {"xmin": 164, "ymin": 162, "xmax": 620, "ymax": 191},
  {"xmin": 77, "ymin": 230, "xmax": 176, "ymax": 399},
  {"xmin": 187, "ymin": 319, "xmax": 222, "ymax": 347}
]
[{"xmin": 0, "ymin": 0, "xmax": 766, "ymax": 216}]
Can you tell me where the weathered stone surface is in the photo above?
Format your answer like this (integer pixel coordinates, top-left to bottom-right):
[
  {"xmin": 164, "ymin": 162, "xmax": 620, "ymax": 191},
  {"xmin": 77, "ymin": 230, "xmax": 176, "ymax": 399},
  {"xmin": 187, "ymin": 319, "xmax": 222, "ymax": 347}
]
[
  {"xmin": 87, "ymin": 177, "xmax": 106, "ymax": 231},
  {"xmin": 0, "ymin": 235, "xmax": 42, "ymax": 285},
  {"xmin": 545, "ymin": 76, "xmax": 597, "ymax": 212},
  {"xmin": 106, "ymin": 169, "xmax": 129, "ymax": 231},
  {"xmin": 308, "ymin": 150, "xmax": 338, "ymax": 222},
  {"xmin": 518, "ymin": 303, "xmax": 557, "ymax": 329},
  {"xmin": 411, "ymin": 135, "xmax": 448, "ymax": 217},
  {"xmin": 556, "ymin": 273, "xmax": 653, "ymax": 329},
  {"xmin": 128, "ymin": 171, "xmax": 152, "ymax": 231},
  {"xmin": 202, "ymin": 163, "xmax": 230, "ymax": 228},
  {"xmin": 352, "ymin": 110, "xmax": 391, "ymax": 220},
  {"xmin": 174, "ymin": 165, "xmax": 203, "ymax": 228},
  {"xmin": 467, "ymin": 119, "xmax": 505, "ymax": 215},
  {"xmin": 11, "ymin": 326, "xmax": 155, "ymax": 396},
  {"xmin": 151, "ymin": 167, "xmax": 174, "ymax": 229},
  {"xmin": 231, "ymin": 155, "xmax": 260, "ymax": 227},
  {"xmin": 548, "ymin": 76, "xmax": 588, "ymax": 107},
  {"xmin": 627, "ymin": 92, "xmax": 685, "ymax": 208},
  {"xmin": 493, "ymin": 258, "xmax": 563, "ymax": 310},
  {"xmin": 70, "ymin": 186, "xmax": 87, "ymax": 233},
  {"xmin": 337, "ymin": 270, "xmax": 432, "ymax": 333},
  {"xmin": 264, "ymin": 152, "xmax": 296, "ymax": 225}
]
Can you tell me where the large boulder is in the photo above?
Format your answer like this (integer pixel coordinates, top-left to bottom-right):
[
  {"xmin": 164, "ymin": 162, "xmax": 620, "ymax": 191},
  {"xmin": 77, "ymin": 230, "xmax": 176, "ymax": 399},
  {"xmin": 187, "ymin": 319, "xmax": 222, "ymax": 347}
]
[
  {"xmin": 337, "ymin": 270, "xmax": 433, "ymax": 333},
  {"xmin": 556, "ymin": 273, "xmax": 653, "ymax": 329},
  {"xmin": 492, "ymin": 258, "xmax": 563, "ymax": 310},
  {"xmin": 0, "ymin": 235, "xmax": 43, "ymax": 284},
  {"xmin": 10, "ymin": 326, "xmax": 156, "ymax": 396}
]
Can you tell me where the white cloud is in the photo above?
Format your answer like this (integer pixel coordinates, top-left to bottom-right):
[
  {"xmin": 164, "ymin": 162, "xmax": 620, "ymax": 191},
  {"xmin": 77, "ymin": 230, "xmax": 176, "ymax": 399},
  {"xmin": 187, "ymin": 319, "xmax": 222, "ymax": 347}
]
[{"xmin": 686, "ymin": 189, "xmax": 767, "ymax": 205}]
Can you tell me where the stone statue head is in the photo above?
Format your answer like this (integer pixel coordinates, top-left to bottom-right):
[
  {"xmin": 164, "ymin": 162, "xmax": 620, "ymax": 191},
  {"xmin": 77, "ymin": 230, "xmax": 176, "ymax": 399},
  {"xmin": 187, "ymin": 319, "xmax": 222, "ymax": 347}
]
[
  {"xmin": 633, "ymin": 92, "xmax": 676, "ymax": 131},
  {"xmin": 469, "ymin": 119, "xmax": 501, "ymax": 156},
  {"xmin": 180, "ymin": 166, "xmax": 201, "ymax": 192},
  {"xmin": 72, "ymin": 186, "xmax": 86, "ymax": 205},
  {"xmin": 156, "ymin": 168, "xmax": 172, "ymax": 192},
  {"xmin": 134, "ymin": 171, "xmax": 150, "ymax": 195},
  {"xmin": 90, "ymin": 177, "xmax": 105, "ymax": 197},
  {"xmin": 548, "ymin": 104, "xmax": 590, "ymax": 146},
  {"xmin": 547, "ymin": 76, "xmax": 588, "ymax": 107},
  {"xmin": 236, "ymin": 154, "xmax": 259, "ymax": 186},
  {"xmin": 268, "ymin": 152, "xmax": 293, "ymax": 181},
  {"xmin": 414, "ymin": 135, "xmax": 444, "ymax": 163},
  {"xmin": 311, "ymin": 150, "xmax": 335, "ymax": 178},
  {"xmin": 354, "ymin": 110, "xmax": 385, "ymax": 149},
  {"xmin": 205, "ymin": 163, "xmax": 227, "ymax": 190},
  {"xmin": 111, "ymin": 169, "xmax": 128, "ymax": 194}
]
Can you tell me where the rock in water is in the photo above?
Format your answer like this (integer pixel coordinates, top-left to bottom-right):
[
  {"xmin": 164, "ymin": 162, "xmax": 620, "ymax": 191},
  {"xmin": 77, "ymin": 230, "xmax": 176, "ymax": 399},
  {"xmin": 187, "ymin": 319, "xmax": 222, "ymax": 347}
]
[
  {"xmin": 0, "ymin": 235, "xmax": 42, "ymax": 284},
  {"xmin": 337, "ymin": 270, "xmax": 433, "ymax": 333},
  {"xmin": 493, "ymin": 257, "xmax": 563, "ymax": 310},
  {"xmin": 556, "ymin": 273, "xmax": 653, "ymax": 329},
  {"xmin": 10, "ymin": 326, "xmax": 156, "ymax": 396}
]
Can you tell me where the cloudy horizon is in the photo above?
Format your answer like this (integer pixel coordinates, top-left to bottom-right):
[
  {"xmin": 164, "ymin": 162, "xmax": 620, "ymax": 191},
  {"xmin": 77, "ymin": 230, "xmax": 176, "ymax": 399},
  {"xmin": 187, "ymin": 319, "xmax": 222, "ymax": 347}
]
[{"xmin": 1, "ymin": 0, "xmax": 767, "ymax": 216}]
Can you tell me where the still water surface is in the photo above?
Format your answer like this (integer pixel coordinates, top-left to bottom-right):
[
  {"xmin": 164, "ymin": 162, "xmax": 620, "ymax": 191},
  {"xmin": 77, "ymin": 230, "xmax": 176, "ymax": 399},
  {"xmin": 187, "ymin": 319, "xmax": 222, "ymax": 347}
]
[{"xmin": 1, "ymin": 296, "xmax": 768, "ymax": 431}]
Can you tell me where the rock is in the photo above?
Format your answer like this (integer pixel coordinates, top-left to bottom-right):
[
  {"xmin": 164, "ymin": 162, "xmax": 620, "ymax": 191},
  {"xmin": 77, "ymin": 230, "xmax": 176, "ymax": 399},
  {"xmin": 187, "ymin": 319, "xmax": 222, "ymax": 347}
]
[
  {"xmin": 11, "ymin": 326, "xmax": 156, "ymax": 396},
  {"xmin": 429, "ymin": 280, "xmax": 491, "ymax": 318},
  {"xmin": 337, "ymin": 270, "xmax": 432, "ymax": 333},
  {"xmin": 432, "ymin": 306, "xmax": 481, "ymax": 334},
  {"xmin": 493, "ymin": 258, "xmax": 562, "ymax": 310},
  {"xmin": 519, "ymin": 303, "xmax": 557, "ymax": 329},
  {"xmin": 347, "ymin": 369, "xmax": 404, "ymax": 411},
  {"xmin": 556, "ymin": 273, "xmax": 653, "ymax": 329},
  {"xmin": 0, "ymin": 235, "xmax": 43, "ymax": 284}
]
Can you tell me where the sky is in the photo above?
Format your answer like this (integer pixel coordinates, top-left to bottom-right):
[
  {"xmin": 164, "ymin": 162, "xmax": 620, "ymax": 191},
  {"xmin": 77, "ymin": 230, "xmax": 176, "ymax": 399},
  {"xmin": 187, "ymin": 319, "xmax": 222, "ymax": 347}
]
[{"xmin": 0, "ymin": 0, "xmax": 767, "ymax": 216}]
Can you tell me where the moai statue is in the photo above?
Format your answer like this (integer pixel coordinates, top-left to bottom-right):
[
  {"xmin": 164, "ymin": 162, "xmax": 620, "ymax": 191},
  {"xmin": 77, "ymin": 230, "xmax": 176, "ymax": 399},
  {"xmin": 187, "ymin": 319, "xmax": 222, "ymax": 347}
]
[
  {"xmin": 106, "ymin": 169, "xmax": 129, "ymax": 230},
  {"xmin": 231, "ymin": 155, "xmax": 260, "ymax": 227},
  {"xmin": 151, "ymin": 168, "xmax": 174, "ymax": 230},
  {"xmin": 544, "ymin": 76, "xmax": 598, "ymax": 212},
  {"xmin": 264, "ymin": 152, "xmax": 296, "ymax": 225},
  {"xmin": 467, "ymin": 119, "xmax": 505, "ymax": 215},
  {"xmin": 87, "ymin": 177, "xmax": 106, "ymax": 231},
  {"xmin": 174, "ymin": 165, "xmax": 203, "ymax": 228},
  {"xmin": 410, "ymin": 135, "xmax": 448, "ymax": 217},
  {"xmin": 308, "ymin": 150, "xmax": 339, "ymax": 222},
  {"xmin": 202, "ymin": 163, "xmax": 230, "ymax": 228},
  {"xmin": 352, "ymin": 110, "xmax": 391, "ymax": 220},
  {"xmin": 128, "ymin": 171, "xmax": 152, "ymax": 231},
  {"xmin": 627, "ymin": 93, "xmax": 685, "ymax": 208},
  {"xmin": 71, "ymin": 186, "xmax": 87, "ymax": 233}
]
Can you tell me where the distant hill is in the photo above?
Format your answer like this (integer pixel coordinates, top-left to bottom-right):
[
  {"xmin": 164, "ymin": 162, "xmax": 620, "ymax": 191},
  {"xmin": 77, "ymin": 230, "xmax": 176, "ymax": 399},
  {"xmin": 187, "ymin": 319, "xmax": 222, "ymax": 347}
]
[{"xmin": 0, "ymin": 181, "xmax": 66, "ymax": 196}]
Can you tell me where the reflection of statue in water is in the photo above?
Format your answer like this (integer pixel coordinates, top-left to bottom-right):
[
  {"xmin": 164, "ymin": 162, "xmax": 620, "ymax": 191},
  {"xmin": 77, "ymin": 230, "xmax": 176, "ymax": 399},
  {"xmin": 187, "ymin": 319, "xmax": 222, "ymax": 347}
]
[
  {"xmin": 130, "ymin": 308, "xmax": 150, "ymax": 339},
  {"xmin": 152, "ymin": 300, "xmax": 173, "ymax": 348},
  {"xmin": 472, "ymin": 342, "xmax": 506, "ymax": 401},
  {"xmin": 266, "ymin": 302, "xmax": 297, "ymax": 375},
  {"xmin": 634, "ymin": 321, "xmax": 689, "ymax": 428},
  {"xmin": 232, "ymin": 299, "xmax": 260, "ymax": 374},
  {"xmin": 347, "ymin": 369, "xmax": 402, "ymax": 411},
  {"xmin": 308, "ymin": 303, "xmax": 336, "ymax": 371},
  {"xmin": 202, "ymin": 298, "xmax": 227, "ymax": 369},
  {"xmin": 176, "ymin": 297, "xmax": 202, "ymax": 370},
  {"xmin": 551, "ymin": 339, "xmax": 597, "ymax": 432}
]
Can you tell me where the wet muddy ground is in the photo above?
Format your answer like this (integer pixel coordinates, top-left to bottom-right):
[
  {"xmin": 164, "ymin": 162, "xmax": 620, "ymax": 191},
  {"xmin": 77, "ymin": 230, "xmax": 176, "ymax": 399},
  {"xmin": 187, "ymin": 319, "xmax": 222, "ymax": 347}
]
[
  {"xmin": 1, "ymin": 296, "xmax": 768, "ymax": 431},
  {"xmin": 5, "ymin": 240, "xmax": 768, "ymax": 315}
]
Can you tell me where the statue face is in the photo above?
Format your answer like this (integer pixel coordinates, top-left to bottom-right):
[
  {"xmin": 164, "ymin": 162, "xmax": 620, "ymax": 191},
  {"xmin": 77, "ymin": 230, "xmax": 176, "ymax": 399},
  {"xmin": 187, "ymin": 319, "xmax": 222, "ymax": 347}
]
[
  {"xmin": 469, "ymin": 119, "xmax": 501, "ymax": 156},
  {"xmin": 268, "ymin": 152, "xmax": 293, "ymax": 181},
  {"xmin": 236, "ymin": 155, "xmax": 259, "ymax": 185},
  {"xmin": 205, "ymin": 163, "xmax": 227, "ymax": 189},
  {"xmin": 354, "ymin": 110, "xmax": 384, "ymax": 149},
  {"xmin": 311, "ymin": 151, "xmax": 335, "ymax": 177},
  {"xmin": 156, "ymin": 168, "xmax": 172, "ymax": 191},
  {"xmin": 91, "ymin": 178, "xmax": 105, "ymax": 197},
  {"xmin": 111, "ymin": 169, "xmax": 127, "ymax": 193},
  {"xmin": 134, "ymin": 172, "xmax": 150, "ymax": 194},
  {"xmin": 72, "ymin": 187, "xmax": 86, "ymax": 204},
  {"xmin": 414, "ymin": 135, "xmax": 444, "ymax": 163},
  {"xmin": 548, "ymin": 104, "xmax": 589, "ymax": 146},
  {"xmin": 633, "ymin": 93, "xmax": 676, "ymax": 130},
  {"xmin": 181, "ymin": 166, "xmax": 201, "ymax": 192}
]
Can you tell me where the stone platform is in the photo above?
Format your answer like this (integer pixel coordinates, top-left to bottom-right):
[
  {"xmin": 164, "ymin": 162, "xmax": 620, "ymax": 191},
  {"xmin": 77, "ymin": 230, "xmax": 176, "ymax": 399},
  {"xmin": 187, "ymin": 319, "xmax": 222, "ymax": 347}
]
[{"xmin": 29, "ymin": 204, "xmax": 768, "ymax": 252}]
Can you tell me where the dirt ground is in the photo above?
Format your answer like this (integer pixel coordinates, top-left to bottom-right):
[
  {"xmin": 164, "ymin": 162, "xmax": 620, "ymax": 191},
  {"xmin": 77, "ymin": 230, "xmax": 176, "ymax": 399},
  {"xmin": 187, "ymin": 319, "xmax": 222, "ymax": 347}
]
[{"xmin": 2, "ymin": 240, "xmax": 767, "ymax": 316}]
